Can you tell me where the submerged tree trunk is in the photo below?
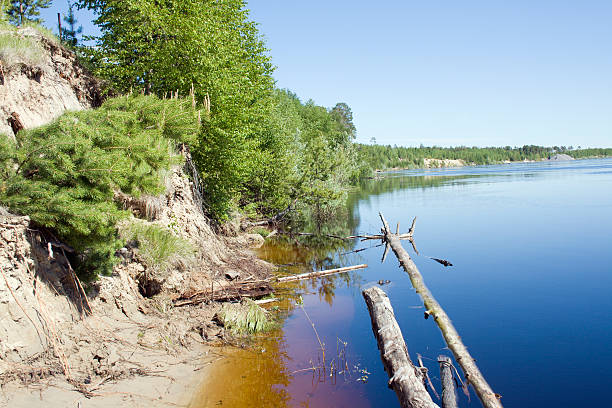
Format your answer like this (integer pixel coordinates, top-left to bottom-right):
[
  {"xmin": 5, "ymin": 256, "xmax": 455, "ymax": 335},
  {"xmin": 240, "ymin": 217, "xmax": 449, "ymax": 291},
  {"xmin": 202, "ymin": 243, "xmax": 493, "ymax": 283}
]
[
  {"xmin": 378, "ymin": 212, "xmax": 502, "ymax": 408},
  {"xmin": 438, "ymin": 355, "xmax": 458, "ymax": 408},
  {"xmin": 362, "ymin": 286, "xmax": 440, "ymax": 408}
]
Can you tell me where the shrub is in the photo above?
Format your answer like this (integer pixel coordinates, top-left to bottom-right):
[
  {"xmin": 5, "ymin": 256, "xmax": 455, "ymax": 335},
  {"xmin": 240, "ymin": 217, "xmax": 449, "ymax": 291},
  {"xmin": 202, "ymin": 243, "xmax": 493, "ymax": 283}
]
[{"xmin": 0, "ymin": 95, "xmax": 199, "ymax": 279}]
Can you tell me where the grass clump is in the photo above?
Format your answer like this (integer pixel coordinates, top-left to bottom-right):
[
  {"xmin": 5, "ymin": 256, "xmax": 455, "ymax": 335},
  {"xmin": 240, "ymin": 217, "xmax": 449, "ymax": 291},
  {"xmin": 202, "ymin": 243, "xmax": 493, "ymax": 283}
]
[
  {"xmin": 0, "ymin": 94, "xmax": 200, "ymax": 280},
  {"xmin": 0, "ymin": 32, "xmax": 44, "ymax": 67},
  {"xmin": 250, "ymin": 226, "xmax": 271, "ymax": 238},
  {"xmin": 20, "ymin": 22, "xmax": 60, "ymax": 45},
  {"xmin": 217, "ymin": 300, "xmax": 273, "ymax": 334},
  {"xmin": 119, "ymin": 222, "xmax": 194, "ymax": 276}
]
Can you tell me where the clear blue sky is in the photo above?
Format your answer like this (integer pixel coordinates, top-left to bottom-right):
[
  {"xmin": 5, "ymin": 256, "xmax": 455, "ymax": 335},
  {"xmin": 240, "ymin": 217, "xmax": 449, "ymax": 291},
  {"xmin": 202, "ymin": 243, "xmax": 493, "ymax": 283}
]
[{"xmin": 41, "ymin": 1, "xmax": 612, "ymax": 148}]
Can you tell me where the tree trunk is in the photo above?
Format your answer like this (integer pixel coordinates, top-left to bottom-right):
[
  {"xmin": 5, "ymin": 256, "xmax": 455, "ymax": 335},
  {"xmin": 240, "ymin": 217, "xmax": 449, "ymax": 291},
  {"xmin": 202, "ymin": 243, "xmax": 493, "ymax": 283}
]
[
  {"xmin": 362, "ymin": 286, "xmax": 440, "ymax": 408},
  {"xmin": 379, "ymin": 212, "xmax": 502, "ymax": 408}
]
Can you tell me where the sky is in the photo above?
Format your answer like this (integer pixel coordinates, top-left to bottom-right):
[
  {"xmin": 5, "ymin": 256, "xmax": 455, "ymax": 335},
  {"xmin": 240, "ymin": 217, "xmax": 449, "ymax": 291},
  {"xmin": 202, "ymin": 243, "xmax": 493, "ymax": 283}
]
[{"xmin": 40, "ymin": 1, "xmax": 612, "ymax": 148}]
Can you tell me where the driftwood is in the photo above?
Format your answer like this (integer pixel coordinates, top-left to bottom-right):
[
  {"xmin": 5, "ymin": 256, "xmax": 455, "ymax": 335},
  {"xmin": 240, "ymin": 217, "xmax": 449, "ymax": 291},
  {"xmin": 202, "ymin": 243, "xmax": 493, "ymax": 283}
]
[
  {"xmin": 438, "ymin": 355, "xmax": 458, "ymax": 408},
  {"xmin": 362, "ymin": 287, "xmax": 439, "ymax": 408},
  {"xmin": 173, "ymin": 281, "xmax": 273, "ymax": 306},
  {"xmin": 276, "ymin": 264, "xmax": 367, "ymax": 283},
  {"xmin": 378, "ymin": 212, "xmax": 502, "ymax": 408}
]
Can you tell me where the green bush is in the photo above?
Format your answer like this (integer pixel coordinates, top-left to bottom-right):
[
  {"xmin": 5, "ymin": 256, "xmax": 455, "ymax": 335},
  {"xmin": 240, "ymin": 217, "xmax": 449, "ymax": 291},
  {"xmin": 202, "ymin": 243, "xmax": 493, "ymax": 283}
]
[{"xmin": 0, "ymin": 95, "xmax": 199, "ymax": 280}]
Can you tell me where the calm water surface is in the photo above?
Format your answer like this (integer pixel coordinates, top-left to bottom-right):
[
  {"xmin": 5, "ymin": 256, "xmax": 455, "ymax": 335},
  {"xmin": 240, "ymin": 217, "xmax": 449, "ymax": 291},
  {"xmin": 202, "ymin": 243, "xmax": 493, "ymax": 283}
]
[{"xmin": 191, "ymin": 159, "xmax": 612, "ymax": 408}]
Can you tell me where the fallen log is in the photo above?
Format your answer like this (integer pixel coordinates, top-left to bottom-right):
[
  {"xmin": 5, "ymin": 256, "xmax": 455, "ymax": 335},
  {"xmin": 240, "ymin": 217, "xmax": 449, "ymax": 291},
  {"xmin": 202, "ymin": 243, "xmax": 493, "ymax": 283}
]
[
  {"xmin": 438, "ymin": 355, "xmax": 458, "ymax": 408},
  {"xmin": 378, "ymin": 212, "xmax": 502, "ymax": 408},
  {"xmin": 173, "ymin": 281, "xmax": 273, "ymax": 306},
  {"xmin": 362, "ymin": 286, "xmax": 439, "ymax": 408},
  {"xmin": 276, "ymin": 264, "xmax": 367, "ymax": 283}
]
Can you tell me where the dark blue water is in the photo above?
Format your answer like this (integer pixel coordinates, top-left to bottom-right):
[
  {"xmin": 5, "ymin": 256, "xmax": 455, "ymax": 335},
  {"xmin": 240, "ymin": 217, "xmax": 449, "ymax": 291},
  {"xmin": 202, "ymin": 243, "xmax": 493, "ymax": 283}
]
[{"xmin": 276, "ymin": 158, "xmax": 612, "ymax": 408}]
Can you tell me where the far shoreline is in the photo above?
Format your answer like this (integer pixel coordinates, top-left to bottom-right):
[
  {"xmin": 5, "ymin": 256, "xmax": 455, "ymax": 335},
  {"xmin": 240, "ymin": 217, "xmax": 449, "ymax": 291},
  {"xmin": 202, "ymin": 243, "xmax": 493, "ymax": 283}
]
[{"xmin": 373, "ymin": 154, "xmax": 611, "ymax": 174}]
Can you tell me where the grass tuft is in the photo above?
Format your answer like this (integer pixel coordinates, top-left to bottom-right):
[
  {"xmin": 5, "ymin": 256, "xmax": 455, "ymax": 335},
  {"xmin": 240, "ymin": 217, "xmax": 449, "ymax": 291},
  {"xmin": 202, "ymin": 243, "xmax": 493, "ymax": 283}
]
[
  {"xmin": 119, "ymin": 221, "xmax": 195, "ymax": 275},
  {"xmin": 0, "ymin": 32, "xmax": 44, "ymax": 67},
  {"xmin": 217, "ymin": 300, "xmax": 272, "ymax": 334},
  {"xmin": 20, "ymin": 22, "xmax": 60, "ymax": 45}
]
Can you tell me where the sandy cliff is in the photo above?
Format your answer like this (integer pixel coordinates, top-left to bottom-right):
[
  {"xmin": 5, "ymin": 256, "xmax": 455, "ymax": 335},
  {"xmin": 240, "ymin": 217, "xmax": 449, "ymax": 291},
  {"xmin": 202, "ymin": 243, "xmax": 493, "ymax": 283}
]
[{"xmin": 0, "ymin": 27, "xmax": 102, "ymax": 138}]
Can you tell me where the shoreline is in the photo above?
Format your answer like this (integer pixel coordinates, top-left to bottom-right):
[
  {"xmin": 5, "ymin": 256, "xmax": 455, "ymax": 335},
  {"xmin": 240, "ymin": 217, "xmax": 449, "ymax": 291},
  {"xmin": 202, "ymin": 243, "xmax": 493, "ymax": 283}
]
[{"xmin": 374, "ymin": 155, "xmax": 609, "ymax": 174}]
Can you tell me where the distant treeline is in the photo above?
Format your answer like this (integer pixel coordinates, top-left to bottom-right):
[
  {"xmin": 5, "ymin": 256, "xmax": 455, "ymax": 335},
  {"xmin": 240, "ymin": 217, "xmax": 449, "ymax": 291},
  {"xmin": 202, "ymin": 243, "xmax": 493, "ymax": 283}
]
[{"xmin": 358, "ymin": 144, "xmax": 612, "ymax": 170}]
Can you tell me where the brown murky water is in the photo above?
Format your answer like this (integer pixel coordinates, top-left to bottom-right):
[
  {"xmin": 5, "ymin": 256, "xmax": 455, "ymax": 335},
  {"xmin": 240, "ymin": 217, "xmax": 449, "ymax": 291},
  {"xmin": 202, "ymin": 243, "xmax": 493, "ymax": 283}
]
[{"xmin": 189, "ymin": 240, "xmax": 372, "ymax": 408}]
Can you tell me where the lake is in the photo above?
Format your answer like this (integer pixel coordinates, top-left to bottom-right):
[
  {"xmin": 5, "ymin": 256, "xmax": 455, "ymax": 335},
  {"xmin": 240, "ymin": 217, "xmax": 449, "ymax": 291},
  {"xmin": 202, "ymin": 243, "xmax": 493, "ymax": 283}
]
[{"xmin": 191, "ymin": 158, "xmax": 612, "ymax": 408}]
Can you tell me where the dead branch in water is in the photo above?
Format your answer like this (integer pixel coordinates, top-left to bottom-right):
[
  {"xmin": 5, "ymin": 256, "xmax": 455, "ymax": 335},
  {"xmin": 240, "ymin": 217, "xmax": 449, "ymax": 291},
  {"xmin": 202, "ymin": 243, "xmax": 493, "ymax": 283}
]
[
  {"xmin": 173, "ymin": 281, "xmax": 273, "ymax": 306},
  {"xmin": 438, "ymin": 355, "xmax": 458, "ymax": 408},
  {"xmin": 276, "ymin": 264, "xmax": 367, "ymax": 283},
  {"xmin": 362, "ymin": 287, "xmax": 439, "ymax": 408},
  {"xmin": 417, "ymin": 354, "xmax": 439, "ymax": 400},
  {"xmin": 378, "ymin": 212, "xmax": 502, "ymax": 408}
]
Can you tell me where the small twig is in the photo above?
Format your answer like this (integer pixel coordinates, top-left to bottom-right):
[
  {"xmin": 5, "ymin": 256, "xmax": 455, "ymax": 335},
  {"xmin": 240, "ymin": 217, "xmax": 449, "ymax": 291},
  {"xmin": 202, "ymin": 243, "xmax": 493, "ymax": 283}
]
[
  {"xmin": 381, "ymin": 243, "xmax": 390, "ymax": 264},
  {"xmin": 299, "ymin": 299, "xmax": 325, "ymax": 363},
  {"xmin": 417, "ymin": 353, "xmax": 440, "ymax": 400}
]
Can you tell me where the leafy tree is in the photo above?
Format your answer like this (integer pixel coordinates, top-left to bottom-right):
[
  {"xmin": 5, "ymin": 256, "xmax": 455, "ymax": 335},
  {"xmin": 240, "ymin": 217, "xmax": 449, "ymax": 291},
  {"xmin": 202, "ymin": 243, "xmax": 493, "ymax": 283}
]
[
  {"xmin": 330, "ymin": 102, "xmax": 356, "ymax": 141},
  {"xmin": 6, "ymin": 0, "xmax": 51, "ymax": 25},
  {"xmin": 61, "ymin": 1, "xmax": 82, "ymax": 46}
]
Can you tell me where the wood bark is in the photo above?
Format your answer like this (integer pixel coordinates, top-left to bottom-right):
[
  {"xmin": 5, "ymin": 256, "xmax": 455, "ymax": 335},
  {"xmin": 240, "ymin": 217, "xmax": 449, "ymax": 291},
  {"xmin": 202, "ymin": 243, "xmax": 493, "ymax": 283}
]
[
  {"xmin": 438, "ymin": 355, "xmax": 458, "ymax": 408},
  {"xmin": 362, "ymin": 286, "xmax": 440, "ymax": 408},
  {"xmin": 276, "ymin": 264, "xmax": 367, "ymax": 283},
  {"xmin": 379, "ymin": 212, "xmax": 502, "ymax": 408}
]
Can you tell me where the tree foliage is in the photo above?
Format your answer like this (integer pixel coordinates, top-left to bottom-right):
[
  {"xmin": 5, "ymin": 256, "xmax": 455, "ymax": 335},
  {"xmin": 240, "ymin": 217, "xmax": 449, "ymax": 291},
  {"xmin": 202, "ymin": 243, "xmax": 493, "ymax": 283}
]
[
  {"xmin": 0, "ymin": 95, "xmax": 199, "ymax": 279},
  {"xmin": 76, "ymin": 0, "xmax": 364, "ymax": 222},
  {"xmin": 77, "ymin": 0, "xmax": 278, "ymax": 219},
  {"xmin": 6, "ymin": 0, "xmax": 50, "ymax": 25},
  {"xmin": 61, "ymin": 1, "xmax": 82, "ymax": 46}
]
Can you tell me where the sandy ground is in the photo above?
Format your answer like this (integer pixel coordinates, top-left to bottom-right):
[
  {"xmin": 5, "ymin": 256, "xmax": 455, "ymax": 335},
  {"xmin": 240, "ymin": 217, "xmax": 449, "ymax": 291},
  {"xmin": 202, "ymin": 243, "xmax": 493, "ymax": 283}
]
[{"xmin": 0, "ymin": 345, "xmax": 216, "ymax": 408}]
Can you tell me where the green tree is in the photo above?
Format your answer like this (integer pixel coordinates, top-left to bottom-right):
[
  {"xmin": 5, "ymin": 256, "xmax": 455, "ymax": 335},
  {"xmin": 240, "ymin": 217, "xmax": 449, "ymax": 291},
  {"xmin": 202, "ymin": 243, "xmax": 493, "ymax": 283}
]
[
  {"xmin": 77, "ymin": 0, "xmax": 275, "ymax": 219},
  {"xmin": 330, "ymin": 102, "xmax": 356, "ymax": 139},
  {"xmin": 6, "ymin": 0, "xmax": 51, "ymax": 25},
  {"xmin": 0, "ymin": 95, "xmax": 199, "ymax": 279},
  {"xmin": 61, "ymin": 1, "xmax": 82, "ymax": 46}
]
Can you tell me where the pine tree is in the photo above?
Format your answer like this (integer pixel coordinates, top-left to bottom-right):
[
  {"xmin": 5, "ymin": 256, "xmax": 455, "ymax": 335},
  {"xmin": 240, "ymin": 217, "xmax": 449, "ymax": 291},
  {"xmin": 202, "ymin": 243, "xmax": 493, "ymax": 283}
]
[
  {"xmin": 61, "ymin": 1, "xmax": 82, "ymax": 46},
  {"xmin": 7, "ymin": 0, "xmax": 51, "ymax": 26},
  {"xmin": 0, "ymin": 95, "xmax": 200, "ymax": 279}
]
